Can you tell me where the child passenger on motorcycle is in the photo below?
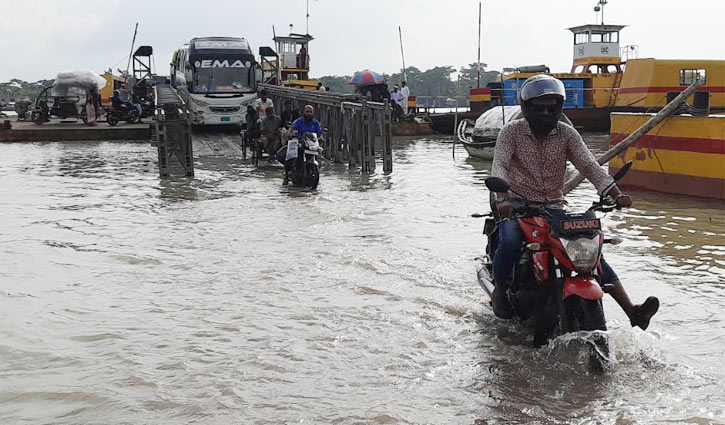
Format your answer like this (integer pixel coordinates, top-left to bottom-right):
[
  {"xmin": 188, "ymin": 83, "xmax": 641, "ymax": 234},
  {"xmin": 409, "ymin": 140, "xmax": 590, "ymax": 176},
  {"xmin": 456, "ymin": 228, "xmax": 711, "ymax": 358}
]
[{"xmin": 490, "ymin": 74, "xmax": 659, "ymax": 330}]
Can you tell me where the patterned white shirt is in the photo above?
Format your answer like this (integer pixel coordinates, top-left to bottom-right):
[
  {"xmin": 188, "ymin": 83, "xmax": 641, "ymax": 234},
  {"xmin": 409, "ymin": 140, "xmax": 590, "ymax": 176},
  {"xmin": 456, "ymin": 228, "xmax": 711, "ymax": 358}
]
[{"xmin": 491, "ymin": 118, "xmax": 614, "ymax": 203}]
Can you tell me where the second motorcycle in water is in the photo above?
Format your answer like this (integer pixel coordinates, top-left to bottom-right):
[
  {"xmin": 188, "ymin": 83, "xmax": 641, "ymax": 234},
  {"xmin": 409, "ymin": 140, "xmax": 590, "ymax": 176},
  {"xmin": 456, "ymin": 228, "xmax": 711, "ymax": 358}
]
[{"xmin": 276, "ymin": 132, "xmax": 322, "ymax": 190}]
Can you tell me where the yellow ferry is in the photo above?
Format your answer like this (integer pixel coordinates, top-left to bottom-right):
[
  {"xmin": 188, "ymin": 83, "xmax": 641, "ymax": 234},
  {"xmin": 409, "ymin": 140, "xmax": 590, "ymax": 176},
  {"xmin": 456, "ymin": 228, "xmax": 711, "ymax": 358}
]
[{"xmin": 487, "ymin": 23, "xmax": 724, "ymax": 131}]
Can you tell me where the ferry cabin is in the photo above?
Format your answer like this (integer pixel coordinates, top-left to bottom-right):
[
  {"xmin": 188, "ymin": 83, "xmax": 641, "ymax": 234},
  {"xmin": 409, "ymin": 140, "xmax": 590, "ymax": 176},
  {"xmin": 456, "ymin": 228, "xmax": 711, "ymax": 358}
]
[{"xmin": 273, "ymin": 33, "xmax": 317, "ymax": 90}]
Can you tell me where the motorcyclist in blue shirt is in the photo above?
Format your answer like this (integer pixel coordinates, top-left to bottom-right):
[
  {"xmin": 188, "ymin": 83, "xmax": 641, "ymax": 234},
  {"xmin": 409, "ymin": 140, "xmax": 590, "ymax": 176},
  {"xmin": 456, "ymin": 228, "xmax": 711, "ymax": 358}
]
[
  {"xmin": 292, "ymin": 104, "xmax": 322, "ymax": 139},
  {"xmin": 281, "ymin": 105, "xmax": 322, "ymax": 185}
]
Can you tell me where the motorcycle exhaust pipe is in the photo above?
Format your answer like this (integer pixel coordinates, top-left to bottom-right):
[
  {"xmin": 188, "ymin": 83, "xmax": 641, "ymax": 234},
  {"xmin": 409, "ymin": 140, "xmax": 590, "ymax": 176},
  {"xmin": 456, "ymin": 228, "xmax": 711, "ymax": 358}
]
[{"xmin": 476, "ymin": 261, "xmax": 495, "ymax": 301}]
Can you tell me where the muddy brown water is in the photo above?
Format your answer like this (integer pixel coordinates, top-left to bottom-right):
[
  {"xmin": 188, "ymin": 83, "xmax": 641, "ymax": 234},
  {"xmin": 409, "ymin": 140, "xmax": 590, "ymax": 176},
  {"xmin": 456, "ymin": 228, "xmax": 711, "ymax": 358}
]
[{"xmin": 1, "ymin": 134, "xmax": 723, "ymax": 424}]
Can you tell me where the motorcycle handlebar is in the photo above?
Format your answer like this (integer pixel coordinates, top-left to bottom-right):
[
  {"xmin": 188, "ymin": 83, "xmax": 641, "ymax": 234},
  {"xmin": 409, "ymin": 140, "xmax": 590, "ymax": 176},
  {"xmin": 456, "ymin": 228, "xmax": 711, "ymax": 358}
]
[{"xmin": 588, "ymin": 198, "xmax": 620, "ymax": 213}]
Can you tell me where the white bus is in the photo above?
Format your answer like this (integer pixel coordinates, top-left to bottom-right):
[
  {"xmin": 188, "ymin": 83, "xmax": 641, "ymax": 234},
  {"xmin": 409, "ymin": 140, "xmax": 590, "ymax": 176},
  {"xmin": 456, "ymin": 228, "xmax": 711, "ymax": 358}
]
[{"xmin": 170, "ymin": 37, "xmax": 258, "ymax": 125}]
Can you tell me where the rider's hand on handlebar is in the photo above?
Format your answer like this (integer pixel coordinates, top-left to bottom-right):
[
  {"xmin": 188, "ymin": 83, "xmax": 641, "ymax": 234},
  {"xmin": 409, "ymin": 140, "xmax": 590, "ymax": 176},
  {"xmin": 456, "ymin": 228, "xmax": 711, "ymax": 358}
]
[
  {"xmin": 496, "ymin": 201, "xmax": 514, "ymax": 219},
  {"xmin": 615, "ymin": 194, "xmax": 632, "ymax": 209},
  {"xmin": 607, "ymin": 185, "xmax": 632, "ymax": 209}
]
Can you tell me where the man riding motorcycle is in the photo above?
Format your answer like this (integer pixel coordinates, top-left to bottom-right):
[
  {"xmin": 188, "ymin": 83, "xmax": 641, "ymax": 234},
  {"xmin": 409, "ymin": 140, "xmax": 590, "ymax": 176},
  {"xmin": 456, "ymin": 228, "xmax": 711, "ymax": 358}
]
[
  {"xmin": 282, "ymin": 105, "xmax": 323, "ymax": 185},
  {"xmin": 490, "ymin": 74, "xmax": 659, "ymax": 330}
]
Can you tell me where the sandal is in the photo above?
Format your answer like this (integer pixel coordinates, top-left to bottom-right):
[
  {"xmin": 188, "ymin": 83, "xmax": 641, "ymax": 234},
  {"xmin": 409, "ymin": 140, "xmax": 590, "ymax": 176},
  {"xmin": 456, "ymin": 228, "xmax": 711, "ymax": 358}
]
[{"xmin": 630, "ymin": 296, "xmax": 660, "ymax": 330}]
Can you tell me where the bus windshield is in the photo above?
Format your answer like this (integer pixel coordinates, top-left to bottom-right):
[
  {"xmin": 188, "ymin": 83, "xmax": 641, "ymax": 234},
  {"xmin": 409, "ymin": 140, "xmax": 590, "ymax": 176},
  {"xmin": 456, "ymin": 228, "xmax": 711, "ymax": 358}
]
[{"xmin": 191, "ymin": 57, "xmax": 255, "ymax": 94}]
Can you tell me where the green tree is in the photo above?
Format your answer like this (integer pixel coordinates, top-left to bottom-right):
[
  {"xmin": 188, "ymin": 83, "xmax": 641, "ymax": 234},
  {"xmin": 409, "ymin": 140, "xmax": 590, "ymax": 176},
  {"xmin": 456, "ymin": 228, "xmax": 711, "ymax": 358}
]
[
  {"xmin": 457, "ymin": 63, "xmax": 499, "ymax": 97},
  {"xmin": 318, "ymin": 75, "xmax": 354, "ymax": 94}
]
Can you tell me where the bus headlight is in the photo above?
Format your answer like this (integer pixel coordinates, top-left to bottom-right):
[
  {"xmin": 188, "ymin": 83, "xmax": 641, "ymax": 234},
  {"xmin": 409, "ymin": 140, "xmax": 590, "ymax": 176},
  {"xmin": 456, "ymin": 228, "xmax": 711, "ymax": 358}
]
[
  {"xmin": 191, "ymin": 97, "xmax": 209, "ymax": 109},
  {"xmin": 561, "ymin": 236, "xmax": 600, "ymax": 273}
]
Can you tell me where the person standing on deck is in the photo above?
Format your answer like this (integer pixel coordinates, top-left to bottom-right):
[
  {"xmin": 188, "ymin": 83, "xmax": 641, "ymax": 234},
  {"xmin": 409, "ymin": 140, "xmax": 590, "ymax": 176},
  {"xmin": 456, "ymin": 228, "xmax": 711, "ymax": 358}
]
[
  {"xmin": 390, "ymin": 85, "xmax": 405, "ymax": 121},
  {"xmin": 298, "ymin": 45, "xmax": 308, "ymax": 68},
  {"xmin": 253, "ymin": 90, "xmax": 274, "ymax": 119},
  {"xmin": 399, "ymin": 81, "xmax": 410, "ymax": 115}
]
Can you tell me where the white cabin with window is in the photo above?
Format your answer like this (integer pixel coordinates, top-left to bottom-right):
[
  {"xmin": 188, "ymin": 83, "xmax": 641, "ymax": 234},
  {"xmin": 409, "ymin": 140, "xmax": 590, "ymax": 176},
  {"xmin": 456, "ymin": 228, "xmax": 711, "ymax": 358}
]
[
  {"xmin": 273, "ymin": 33, "xmax": 313, "ymax": 82},
  {"xmin": 568, "ymin": 24, "xmax": 626, "ymax": 73}
]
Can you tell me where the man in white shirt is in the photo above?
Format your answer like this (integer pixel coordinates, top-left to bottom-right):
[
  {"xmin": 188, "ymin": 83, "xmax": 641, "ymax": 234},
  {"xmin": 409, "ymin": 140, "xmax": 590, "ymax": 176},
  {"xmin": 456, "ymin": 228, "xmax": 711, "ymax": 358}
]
[
  {"xmin": 399, "ymin": 81, "xmax": 410, "ymax": 115},
  {"xmin": 390, "ymin": 85, "xmax": 405, "ymax": 121},
  {"xmin": 253, "ymin": 90, "xmax": 274, "ymax": 119}
]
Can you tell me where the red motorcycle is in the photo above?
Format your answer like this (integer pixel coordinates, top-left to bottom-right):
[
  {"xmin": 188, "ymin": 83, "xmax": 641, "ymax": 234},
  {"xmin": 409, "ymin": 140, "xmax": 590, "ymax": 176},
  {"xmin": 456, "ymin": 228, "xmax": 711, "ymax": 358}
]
[{"xmin": 475, "ymin": 162, "xmax": 633, "ymax": 368}]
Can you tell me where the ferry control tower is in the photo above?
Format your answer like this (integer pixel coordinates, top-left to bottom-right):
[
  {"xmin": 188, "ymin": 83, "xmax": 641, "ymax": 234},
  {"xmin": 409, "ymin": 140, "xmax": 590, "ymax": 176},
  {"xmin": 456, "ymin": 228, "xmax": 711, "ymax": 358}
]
[
  {"xmin": 273, "ymin": 32, "xmax": 316, "ymax": 89},
  {"xmin": 568, "ymin": 23, "xmax": 626, "ymax": 74}
]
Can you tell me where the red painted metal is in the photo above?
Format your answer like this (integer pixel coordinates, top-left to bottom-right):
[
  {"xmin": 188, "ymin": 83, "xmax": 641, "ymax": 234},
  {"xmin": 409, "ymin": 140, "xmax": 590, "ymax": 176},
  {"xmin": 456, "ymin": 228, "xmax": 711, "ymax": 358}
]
[{"xmin": 562, "ymin": 275, "xmax": 604, "ymax": 300}]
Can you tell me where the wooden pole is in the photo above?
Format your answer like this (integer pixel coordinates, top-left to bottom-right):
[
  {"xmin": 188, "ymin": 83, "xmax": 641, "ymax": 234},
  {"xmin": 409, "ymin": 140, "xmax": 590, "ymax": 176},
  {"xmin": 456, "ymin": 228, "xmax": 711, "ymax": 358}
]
[
  {"xmin": 382, "ymin": 99, "xmax": 393, "ymax": 172},
  {"xmin": 125, "ymin": 23, "xmax": 139, "ymax": 84},
  {"xmin": 562, "ymin": 80, "xmax": 701, "ymax": 195},
  {"xmin": 399, "ymin": 26, "xmax": 407, "ymax": 83},
  {"xmin": 477, "ymin": 2, "xmax": 481, "ymax": 89}
]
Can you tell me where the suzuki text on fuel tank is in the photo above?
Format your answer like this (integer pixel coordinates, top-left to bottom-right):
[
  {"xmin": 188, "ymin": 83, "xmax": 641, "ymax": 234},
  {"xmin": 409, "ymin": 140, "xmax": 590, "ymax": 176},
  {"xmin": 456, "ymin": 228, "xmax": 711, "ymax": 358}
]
[{"xmin": 475, "ymin": 162, "xmax": 635, "ymax": 366}]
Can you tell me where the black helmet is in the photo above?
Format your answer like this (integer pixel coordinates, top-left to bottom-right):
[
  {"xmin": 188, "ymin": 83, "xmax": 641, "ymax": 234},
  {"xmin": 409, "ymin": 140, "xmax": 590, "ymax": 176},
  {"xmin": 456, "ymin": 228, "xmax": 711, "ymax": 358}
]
[
  {"xmin": 519, "ymin": 75, "xmax": 566, "ymax": 135},
  {"xmin": 519, "ymin": 74, "xmax": 566, "ymax": 103}
]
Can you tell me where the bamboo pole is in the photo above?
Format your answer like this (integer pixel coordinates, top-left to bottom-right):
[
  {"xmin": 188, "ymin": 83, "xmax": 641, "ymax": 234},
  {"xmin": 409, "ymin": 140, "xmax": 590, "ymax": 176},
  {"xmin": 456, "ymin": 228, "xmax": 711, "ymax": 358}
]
[
  {"xmin": 563, "ymin": 81, "xmax": 701, "ymax": 195},
  {"xmin": 382, "ymin": 99, "xmax": 393, "ymax": 172}
]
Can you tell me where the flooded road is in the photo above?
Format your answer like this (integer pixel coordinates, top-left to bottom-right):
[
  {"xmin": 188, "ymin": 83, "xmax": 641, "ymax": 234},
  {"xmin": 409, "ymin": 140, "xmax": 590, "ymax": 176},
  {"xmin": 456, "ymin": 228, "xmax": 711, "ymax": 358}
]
[{"xmin": 1, "ymin": 135, "xmax": 723, "ymax": 424}]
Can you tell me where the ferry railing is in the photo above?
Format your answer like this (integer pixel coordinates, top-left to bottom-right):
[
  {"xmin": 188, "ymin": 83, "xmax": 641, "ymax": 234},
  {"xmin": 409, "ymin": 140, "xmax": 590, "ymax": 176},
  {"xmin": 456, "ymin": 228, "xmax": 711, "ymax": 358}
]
[
  {"xmin": 153, "ymin": 84, "xmax": 194, "ymax": 177},
  {"xmin": 259, "ymin": 83, "xmax": 393, "ymax": 173}
]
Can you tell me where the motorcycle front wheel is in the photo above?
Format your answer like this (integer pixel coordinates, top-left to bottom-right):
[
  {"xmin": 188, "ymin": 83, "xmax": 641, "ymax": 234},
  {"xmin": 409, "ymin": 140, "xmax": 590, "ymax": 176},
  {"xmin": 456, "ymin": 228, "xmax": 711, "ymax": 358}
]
[
  {"xmin": 563, "ymin": 296, "xmax": 609, "ymax": 372},
  {"xmin": 127, "ymin": 109, "xmax": 140, "ymax": 124},
  {"xmin": 306, "ymin": 162, "xmax": 319, "ymax": 190},
  {"xmin": 107, "ymin": 113, "xmax": 119, "ymax": 126},
  {"xmin": 31, "ymin": 111, "xmax": 44, "ymax": 125}
]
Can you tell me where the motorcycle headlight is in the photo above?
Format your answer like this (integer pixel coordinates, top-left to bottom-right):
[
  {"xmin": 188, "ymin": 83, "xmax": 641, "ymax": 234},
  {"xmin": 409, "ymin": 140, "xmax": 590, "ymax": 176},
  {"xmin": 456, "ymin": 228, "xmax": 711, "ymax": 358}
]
[{"xmin": 561, "ymin": 236, "xmax": 600, "ymax": 273}]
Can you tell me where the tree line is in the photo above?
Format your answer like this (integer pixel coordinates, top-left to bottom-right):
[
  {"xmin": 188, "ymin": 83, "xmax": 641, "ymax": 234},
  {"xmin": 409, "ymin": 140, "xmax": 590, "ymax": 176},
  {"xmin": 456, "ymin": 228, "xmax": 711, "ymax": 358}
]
[
  {"xmin": 0, "ymin": 79, "xmax": 54, "ymax": 101},
  {"xmin": 1, "ymin": 63, "xmax": 500, "ymax": 104},
  {"xmin": 317, "ymin": 63, "xmax": 500, "ymax": 101}
]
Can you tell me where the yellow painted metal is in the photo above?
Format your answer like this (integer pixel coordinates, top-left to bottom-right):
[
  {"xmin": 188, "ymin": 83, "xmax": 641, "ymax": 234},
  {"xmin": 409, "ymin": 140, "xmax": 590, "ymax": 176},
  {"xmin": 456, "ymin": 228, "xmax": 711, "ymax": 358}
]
[
  {"xmin": 573, "ymin": 56, "xmax": 621, "ymax": 65},
  {"xmin": 469, "ymin": 94, "xmax": 492, "ymax": 102},
  {"xmin": 615, "ymin": 59, "xmax": 725, "ymax": 107},
  {"xmin": 611, "ymin": 113, "xmax": 725, "ymax": 140},
  {"xmin": 287, "ymin": 79, "xmax": 319, "ymax": 90},
  {"xmin": 610, "ymin": 113, "xmax": 725, "ymax": 179},
  {"xmin": 100, "ymin": 73, "xmax": 127, "ymax": 107},
  {"xmin": 610, "ymin": 149, "xmax": 724, "ymax": 179},
  {"xmin": 591, "ymin": 74, "xmax": 619, "ymax": 107}
]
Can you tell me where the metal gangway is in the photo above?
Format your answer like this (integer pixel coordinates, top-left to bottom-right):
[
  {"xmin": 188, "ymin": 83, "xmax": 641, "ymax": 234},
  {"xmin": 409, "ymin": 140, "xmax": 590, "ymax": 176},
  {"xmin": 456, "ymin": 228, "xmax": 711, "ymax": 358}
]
[
  {"xmin": 153, "ymin": 84, "xmax": 193, "ymax": 176},
  {"xmin": 259, "ymin": 84, "xmax": 394, "ymax": 173}
]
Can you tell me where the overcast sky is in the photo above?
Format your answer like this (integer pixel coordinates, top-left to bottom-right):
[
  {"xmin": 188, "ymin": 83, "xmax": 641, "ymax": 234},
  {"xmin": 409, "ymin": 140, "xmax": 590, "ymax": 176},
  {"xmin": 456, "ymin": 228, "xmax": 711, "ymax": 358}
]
[{"xmin": 1, "ymin": 0, "xmax": 722, "ymax": 83}]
